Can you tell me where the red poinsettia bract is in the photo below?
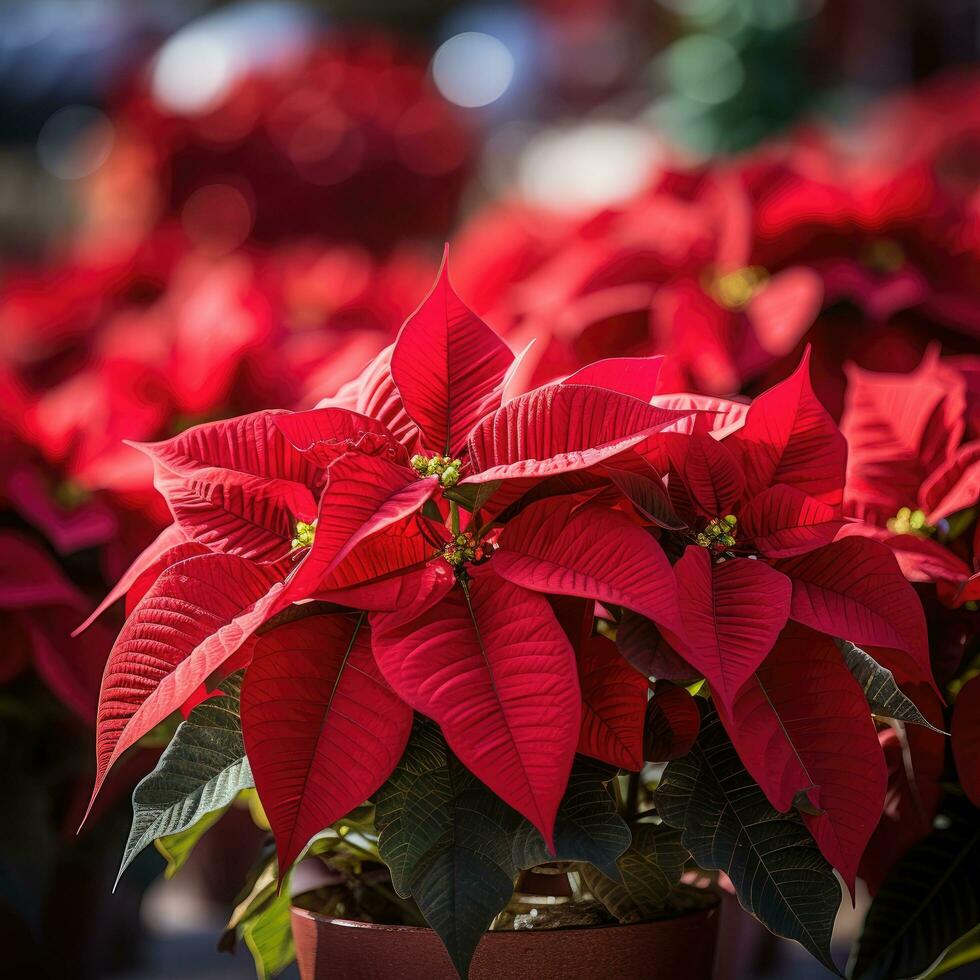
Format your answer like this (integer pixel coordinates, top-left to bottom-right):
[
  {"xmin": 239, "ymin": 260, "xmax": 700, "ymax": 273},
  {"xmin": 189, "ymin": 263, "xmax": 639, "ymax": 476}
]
[{"xmin": 81, "ymin": 257, "xmax": 933, "ymax": 893}]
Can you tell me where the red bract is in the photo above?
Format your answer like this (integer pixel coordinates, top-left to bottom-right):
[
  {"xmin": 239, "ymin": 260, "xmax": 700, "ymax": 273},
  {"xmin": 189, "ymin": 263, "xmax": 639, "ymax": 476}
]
[
  {"xmin": 84, "ymin": 258, "xmax": 692, "ymax": 849},
  {"xmin": 84, "ymin": 257, "xmax": 930, "ymax": 902},
  {"xmin": 841, "ymin": 348, "xmax": 980, "ymax": 605}
]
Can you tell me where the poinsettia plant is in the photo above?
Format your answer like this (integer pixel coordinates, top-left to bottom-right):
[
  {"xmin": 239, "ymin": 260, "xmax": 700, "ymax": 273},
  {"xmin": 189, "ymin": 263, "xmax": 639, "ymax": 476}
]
[{"xmin": 83, "ymin": 256, "xmax": 946, "ymax": 979}]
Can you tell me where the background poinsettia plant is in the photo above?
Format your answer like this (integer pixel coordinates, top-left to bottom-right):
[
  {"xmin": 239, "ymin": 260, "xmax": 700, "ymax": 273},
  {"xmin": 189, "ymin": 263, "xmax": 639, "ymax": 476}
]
[{"xmin": 80, "ymin": 258, "xmax": 954, "ymax": 979}]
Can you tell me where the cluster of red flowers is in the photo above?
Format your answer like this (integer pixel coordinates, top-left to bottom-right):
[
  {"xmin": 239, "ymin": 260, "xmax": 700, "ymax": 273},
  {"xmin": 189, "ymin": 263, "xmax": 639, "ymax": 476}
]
[
  {"xmin": 80, "ymin": 258, "xmax": 936, "ymax": 896},
  {"xmin": 450, "ymin": 71, "xmax": 980, "ymax": 417},
  {"xmin": 1, "ymin": 42, "xmax": 979, "ymax": 976}
]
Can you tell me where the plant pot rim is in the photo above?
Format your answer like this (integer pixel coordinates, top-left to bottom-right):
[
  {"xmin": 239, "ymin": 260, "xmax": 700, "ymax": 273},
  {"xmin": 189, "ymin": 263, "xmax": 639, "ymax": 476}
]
[{"xmin": 291, "ymin": 892, "xmax": 721, "ymax": 937}]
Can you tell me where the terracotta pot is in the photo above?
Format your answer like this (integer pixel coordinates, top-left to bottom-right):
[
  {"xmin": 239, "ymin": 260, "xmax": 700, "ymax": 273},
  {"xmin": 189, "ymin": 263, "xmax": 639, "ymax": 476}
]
[{"xmin": 292, "ymin": 899, "xmax": 720, "ymax": 980}]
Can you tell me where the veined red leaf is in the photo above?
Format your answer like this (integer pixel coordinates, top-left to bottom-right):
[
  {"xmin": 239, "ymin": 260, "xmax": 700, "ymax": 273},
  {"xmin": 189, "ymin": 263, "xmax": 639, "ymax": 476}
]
[
  {"xmin": 132, "ymin": 410, "xmax": 320, "ymax": 487},
  {"xmin": 152, "ymin": 463, "xmax": 316, "ymax": 562},
  {"xmin": 273, "ymin": 407, "xmax": 400, "ymax": 469},
  {"xmin": 316, "ymin": 517, "xmax": 452, "ymax": 620},
  {"xmin": 371, "ymin": 574, "xmax": 580, "ymax": 848},
  {"xmin": 729, "ymin": 349, "xmax": 846, "ymax": 508},
  {"xmin": 86, "ymin": 554, "xmax": 286, "ymax": 821},
  {"xmin": 921, "ymin": 440, "xmax": 980, "ymax": 524},
  {"xmin": 741, "ymin": 484, "xmax": 844, "ymax": 558},
  {"xmin": 670, "ymin": 416, "xmax": 745, "ymax": 517},
  {"xmin": 598, "ymin": 451, "xmax": 684, "ymax": 529},
  {"xmin": 563, "ymin": 356, "xmax": 663, "ymax": 402},
  {"xmin": 674, "ymin": 546, "xmax": 791, "ymax": 706},
  {"xmin": 464, "ymin": 384, "xmax": 692, "ymax": 484},
  {"xmin": 491, "ymin": 497, "xmax": 685, "ymax": 639},
  {"xmin": 73, "ymin": 523, "xmax": 188, "ymax": 635},
  {"xmin": 390, "ymin": 255, "xmax": 513, "ymax": 456},
  {"xmin": 775, "ymin": 537, "xmax": 935, "ymax": 693},
  {"xmin": 576, "ymin": 634, "xmax": 648, "ymax": 771},
  {"xmin": 124, "ymin": 540, "xmax": 210, "ymax": 617},
  {"xmin": 841, "ymin": 349, "xmax": 965, "ymax": 520},
  {"xmin": 290, "ymin": 452, "xmax": 439, "ymax": 596},
  {"xmin": 952, "ymin": 675, "xmax": 980, "ymax": 809},
  {"xmin": 616, "ymin": 610, "xmax": 699, "ymax": 683},
  {"xmin": 319, "ymin": 343, "xmax": 420, "ymax": 451},
  {"xmin": 644, "ymin": 681, "xmax": 700, "ymax": 762},
  {"xmin": 242, "ymin": 614, "xmax": 412, "ymax": 873},
  {"xmin": 716, "ymin": 624, "xmax": 888, "ymax": 893},
  {"xmin": 835, "ymin": 522, "xmax": 972, "ymax": 586},
  {"xmin": 649, "ymin": 393, "xmax": 748, "ymax": 437}
]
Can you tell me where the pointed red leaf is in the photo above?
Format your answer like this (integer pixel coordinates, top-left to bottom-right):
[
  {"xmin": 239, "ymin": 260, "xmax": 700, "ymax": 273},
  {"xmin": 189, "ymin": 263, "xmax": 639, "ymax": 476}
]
[
  {"xmin": 86, "ymin": 554, "xmax": 287, "ymax": 818},
  {"xmin": 729, "ymin": 349, "xmax": 846, "ymax": 508},
  {"xmin": 576, "ymin": 634, "xmax": 648, "ymax": 771},
  {"xmin": 290, "ymin": 452, "xmax": 439, "ymax": 596},
  {"xmin": 741, "ymin": 484, "xmax": 844, "ymax": 558},
  {"xmin": 669, "ymin": 416, "xmax": 745, "ymax": 517},
  {"xmin": 242, "ymin": 614, "xmax": 412, "ymax": 872},
  {"xmin": 491, "ymin": 497, "xmax": 685, "ymax": 639},
  {"xmin": 644, "ymin": 681, "xmax": 700, "ymax": 762},
  {"xmin": 674, "ymin": 546, "xmax": 791, "ymax": 706},
  {"xmin": 716, "ymin": 624, "xmax": 888, "ymax": 892},
  {"xmin": 389, "ymin": 256, "xmax": 513, "ymax": 456},
  {"xmin": 616, "ymin": 610, "xmax": 699, "ymax": 683},
  {"xmin": 564, "ymin": 356, "xmax": 663, "ymax": 402},
  {"xmin": 320, "ymin": 343, "xmax": 421, "ymax": 451},
  {"xmin": 124, "ymin": 540, "xmax": 210, "ymax": 617},
  {"xmin": 649, "ymin": 393, "xmax": 748, "ymax": 437},
  {"xmin": 152, "ymin": 464, "xmax": 316, "ymax": 562},
  {"xmin": 835, "ymin": 522, "xmax": 972, "ymax": 586},
  {"xmin": 600, "ymin": 457, "xmax": 684, "ymax": 530},
  {"xmin": 775, "ymin": 537, "xmax": 935, "ymax": 692},
  {"xmin": 73, "ymin": 523, "xmax": 188, "ymax": 635},
  {"xmin": 134, "ymin": 410, "xmax": 320, "ymax": 486},
  {"xmin": 920, "ymin": 440, "xmax": 980, "ymax": 524},
  {"xmin": 371, "ymin": 574, "xmax": 580, "ymax": 847},
  {"xmin": 952, "ymin": 675, "xmax": 980, "ymax": 809},
  {"xmin": 464, "ymin": 384, "xmax": 692, "ymax": 484},
  {"xmin": 273, "ymin": 407, "xmax": 400, "ymax": 469}
]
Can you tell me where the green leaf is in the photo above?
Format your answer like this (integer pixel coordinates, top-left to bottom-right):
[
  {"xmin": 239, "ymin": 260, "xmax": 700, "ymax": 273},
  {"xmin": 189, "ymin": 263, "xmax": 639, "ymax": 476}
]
[
  {"xmin": 241, "ymin": 888, "xmax": 295, "ymax": 980},
  {"xmin": 656, "ymin": 702, "xmax": 842, "ymax": 975},
  {"xmin": 375, "ymin": 719, "xmax": 517, "ymax": 979},
  {"xmin": 155, "ymin": 806, "xmax": 230, "ymax": 878},
  {"xmin": 510, "ymin": 758, "xmax": 631, "ymax": 879},
  {"xmin": 836, "ymin": 640, "xmax": 944, "ymax": 732},
  {"xmin": 922, "ymin": 923, "xmax": 980, "ymax": 979},
  {"xmin": 581, "ymin": 822, "xmax": 688, "ymax": 922},
  {"xmin": 119, "ymin": 673, "xmax": 253, "ymax": 886},
  {"xmin": 851, "ymin": 796, "xmax": 980, "ymax": 980}
]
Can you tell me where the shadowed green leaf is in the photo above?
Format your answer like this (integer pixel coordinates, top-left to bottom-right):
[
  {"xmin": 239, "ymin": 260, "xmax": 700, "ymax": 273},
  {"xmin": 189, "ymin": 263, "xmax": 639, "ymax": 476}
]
[
  {"xmin": 836, "ymin": 640, "xmax": 944, "ymax": 732},
  {"xmin": 375, "ymin": 719, "xmax": 517, "ymax": 980},
  {"xmin": 851, "ymin": 796, "xmax": 980, "ymax": 980},
  {"xmin": 581, "ymin": 822, "xmax": 688, "ymax": 922},
  {"xmin": 119, "ymin": 673, "xmax": 253, "ymax": 887},
  {"xmin": 510, "ymin": 758, "xmax": 631, "ymax": 879},
  {"xmin": 656, "ymin": 702, "xmax": 842, "ymax": 975}
]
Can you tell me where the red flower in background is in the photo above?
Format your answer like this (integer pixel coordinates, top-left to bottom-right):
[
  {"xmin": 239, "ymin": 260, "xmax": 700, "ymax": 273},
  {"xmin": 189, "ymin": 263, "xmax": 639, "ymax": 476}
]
[
  {"xmin": 840, "ymin": 347, "xmax": 980, "ymax": 605},
  {"xmin": 109, "ymin": 35, "xmax": 473, "ymax": 251}
]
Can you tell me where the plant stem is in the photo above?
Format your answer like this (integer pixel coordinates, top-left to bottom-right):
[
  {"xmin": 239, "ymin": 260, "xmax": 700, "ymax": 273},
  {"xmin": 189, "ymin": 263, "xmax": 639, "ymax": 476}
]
[
  {"xmin": 626, "ymin": 771, "xmax": 640, "ymax": 820},
  {"xmin": 449, "ymin": 500, "xmax": 460, "ymax": 537}
]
